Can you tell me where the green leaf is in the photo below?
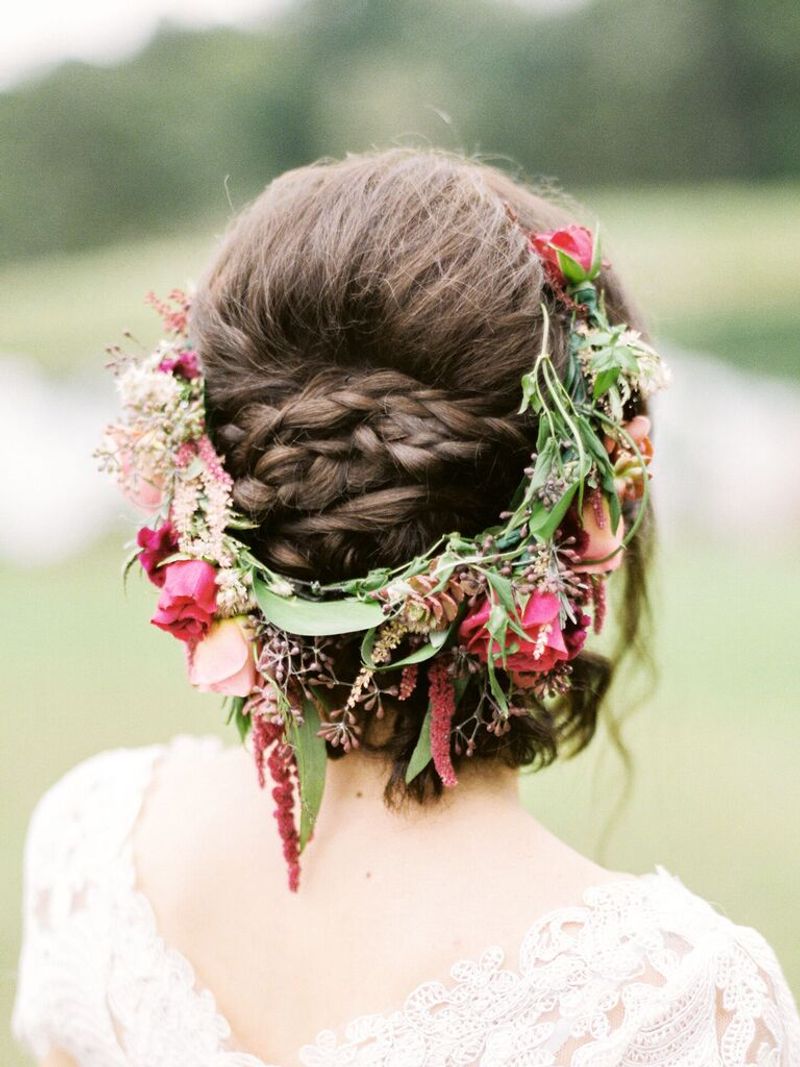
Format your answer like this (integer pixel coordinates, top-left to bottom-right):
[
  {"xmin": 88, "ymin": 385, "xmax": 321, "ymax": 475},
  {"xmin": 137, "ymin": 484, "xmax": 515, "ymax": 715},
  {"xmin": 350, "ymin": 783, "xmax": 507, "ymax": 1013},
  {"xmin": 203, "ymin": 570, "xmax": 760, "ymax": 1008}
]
[
  {"xmin": 528, "ymin": 439, "xmax": 559, "ymax": 493},
  {"xmin": 405, "ymin": 709, "xmax": 432, "ymax": 783},
  {"xmin": 487, "ymin": 658, "xmax": 509, "ymax": 713},
  {"xmin": 556, "ymin": 248, "xmax": 589, "ymax": 286},
  {"xmin": 485, "ymin": 571, "xmax": 516, "ymax": 613},
  {"xmin": 528, "ymin": 482, "xmax": 579, "ymax": 540},
  {"xmin": 593, "ymin": 366, "xmax": 620, "ymax": 398},
  {"xmin": 290, "ymin": 694, "xmax": 327, "ymax": 851},
  {"xmin": 224, "ymin": 695, "xmax": 249, "ymax": 740},
  {"xmin": 486, "ymin": 601, "xmax": 508, "ymax": 653},
  {"xmin": 234, "ymin": 703, "xmax": 250, "ymax": 743},
  {"xmin": 254, "ymin": 579, "xmax": 386, "ymax": 636},
  {"xmin": 518, "ymin": 369, "xmax": 543, "ymax": 414},
  {"xmin": 606, "ymin": 486, "xmax": 622, "ymax": 532},
  {"xmin": 361, "ymin": 622, "xmax": 453, "ymax": 671}
]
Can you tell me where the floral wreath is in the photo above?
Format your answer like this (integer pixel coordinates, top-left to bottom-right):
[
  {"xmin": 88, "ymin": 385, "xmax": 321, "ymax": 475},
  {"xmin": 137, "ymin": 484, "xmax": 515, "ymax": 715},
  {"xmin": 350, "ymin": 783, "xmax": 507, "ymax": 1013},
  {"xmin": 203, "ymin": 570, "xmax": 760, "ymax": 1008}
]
[{"xmin": 98, "ymin": 226, "xmax": 670, "ymax": 890}]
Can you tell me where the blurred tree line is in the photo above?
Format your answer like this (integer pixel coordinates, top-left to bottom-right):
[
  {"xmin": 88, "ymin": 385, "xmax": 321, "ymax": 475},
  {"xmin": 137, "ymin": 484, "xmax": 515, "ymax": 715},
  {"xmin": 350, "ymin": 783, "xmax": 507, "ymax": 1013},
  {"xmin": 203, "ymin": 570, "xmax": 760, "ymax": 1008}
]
[{"xmin": 2, "ymin": 0, "xmax": 797, "ymax": 261}]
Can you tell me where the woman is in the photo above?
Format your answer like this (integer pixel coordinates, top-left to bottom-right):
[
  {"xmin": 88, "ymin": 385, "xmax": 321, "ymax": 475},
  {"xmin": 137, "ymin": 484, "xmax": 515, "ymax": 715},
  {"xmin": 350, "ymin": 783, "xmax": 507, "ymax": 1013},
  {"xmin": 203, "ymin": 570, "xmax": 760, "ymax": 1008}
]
[{"xmin": 14, "ymin": 149, "xmax": 800, "ymax": 1065}]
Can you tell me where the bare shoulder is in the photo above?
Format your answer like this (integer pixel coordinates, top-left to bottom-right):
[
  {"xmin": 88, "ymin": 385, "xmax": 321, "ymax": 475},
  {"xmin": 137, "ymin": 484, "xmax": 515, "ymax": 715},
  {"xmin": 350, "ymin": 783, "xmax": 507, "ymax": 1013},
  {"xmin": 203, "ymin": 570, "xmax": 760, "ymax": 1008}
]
[{"xmin": 133, "ymin": 736, "xmax": 285, "ymax": 927}]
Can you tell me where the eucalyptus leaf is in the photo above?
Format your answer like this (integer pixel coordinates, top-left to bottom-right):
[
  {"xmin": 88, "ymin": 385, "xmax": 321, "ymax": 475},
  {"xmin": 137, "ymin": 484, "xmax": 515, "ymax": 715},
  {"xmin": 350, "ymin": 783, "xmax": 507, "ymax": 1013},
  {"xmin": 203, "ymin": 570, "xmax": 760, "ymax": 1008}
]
[
  {"xmin": 291, "ymin": 695, "xmax": 327, "ymax": 851},
  {"xmin": 405, "ymin": 709, "xmax": 432, "ymax": 784},
  {"xmin": 254, "ymin": 579, "xmax": 386, "ymax": 636}
]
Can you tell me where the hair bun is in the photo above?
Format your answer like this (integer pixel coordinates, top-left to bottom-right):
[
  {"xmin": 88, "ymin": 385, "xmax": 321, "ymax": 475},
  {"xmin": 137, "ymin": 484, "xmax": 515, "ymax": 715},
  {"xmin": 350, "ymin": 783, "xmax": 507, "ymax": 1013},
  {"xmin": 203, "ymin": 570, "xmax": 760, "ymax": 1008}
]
[{"xmin": 212, "ymin": 365, "xmax": 529, "ymax": 579}]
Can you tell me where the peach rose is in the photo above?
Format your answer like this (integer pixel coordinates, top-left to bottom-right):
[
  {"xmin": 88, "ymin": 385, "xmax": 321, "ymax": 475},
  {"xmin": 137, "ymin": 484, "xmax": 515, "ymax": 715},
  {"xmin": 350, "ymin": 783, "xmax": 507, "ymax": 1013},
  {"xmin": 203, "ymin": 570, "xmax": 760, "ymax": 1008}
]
[
  {"xmin": 573, "ymin": 496, "xmax": 625, "ymax": 574},
  {"xmin": 187, "ymin": 617, "xmax": 257, "ymax": 696}
]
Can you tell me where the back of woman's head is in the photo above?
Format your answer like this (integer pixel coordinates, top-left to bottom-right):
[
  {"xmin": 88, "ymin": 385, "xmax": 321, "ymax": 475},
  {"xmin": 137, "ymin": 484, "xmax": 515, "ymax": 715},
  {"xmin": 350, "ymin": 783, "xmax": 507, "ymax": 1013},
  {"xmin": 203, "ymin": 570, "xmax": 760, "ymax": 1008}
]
[{"xmin": 191, "ymin": 147, "xmax": 652, "ymax": 797}]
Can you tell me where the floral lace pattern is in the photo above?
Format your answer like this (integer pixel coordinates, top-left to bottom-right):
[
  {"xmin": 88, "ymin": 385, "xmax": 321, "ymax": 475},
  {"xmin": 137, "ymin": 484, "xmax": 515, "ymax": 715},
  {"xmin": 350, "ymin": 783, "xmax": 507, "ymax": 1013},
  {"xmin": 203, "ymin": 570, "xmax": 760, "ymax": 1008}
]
[{"xmin": 13, "ymin": 736, "xmax": 800, "ymax": 1066}]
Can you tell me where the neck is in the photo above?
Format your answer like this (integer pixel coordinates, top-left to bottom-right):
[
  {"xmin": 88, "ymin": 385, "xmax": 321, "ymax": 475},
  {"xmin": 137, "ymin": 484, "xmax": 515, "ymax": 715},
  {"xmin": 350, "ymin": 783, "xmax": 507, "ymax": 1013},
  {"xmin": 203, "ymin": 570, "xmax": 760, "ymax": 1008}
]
[
  {"xmin": 301, "ymin": 748, "xmax": 563, "ymax": 897},
  {"xmin": 314, "ymin": 749, "xmax": 524, "ymax": 840}
]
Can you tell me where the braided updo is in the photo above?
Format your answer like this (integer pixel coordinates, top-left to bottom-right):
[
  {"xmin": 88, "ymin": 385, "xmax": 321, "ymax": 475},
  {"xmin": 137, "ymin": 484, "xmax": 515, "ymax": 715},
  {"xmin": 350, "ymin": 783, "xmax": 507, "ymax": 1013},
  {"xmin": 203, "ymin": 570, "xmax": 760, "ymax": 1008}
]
[{"xmin": 191, "ymin": 148, "xmax": 652, "ymax": 796}]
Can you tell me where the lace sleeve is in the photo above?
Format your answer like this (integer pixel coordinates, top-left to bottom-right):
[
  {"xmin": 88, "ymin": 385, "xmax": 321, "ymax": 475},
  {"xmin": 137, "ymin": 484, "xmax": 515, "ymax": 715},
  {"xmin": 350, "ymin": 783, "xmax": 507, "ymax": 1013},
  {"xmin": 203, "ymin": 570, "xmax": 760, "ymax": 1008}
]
[
  {"xmin": 13, "ymin": 763, "xmax": 78, "ymax": 1059},
  {"xmin": 711, "ymin": 923, "xmax": 800, "ymax": 1066},
  {"xmin": 12, "ymin": 746, "xmax": 161, "ymax": 1063}
]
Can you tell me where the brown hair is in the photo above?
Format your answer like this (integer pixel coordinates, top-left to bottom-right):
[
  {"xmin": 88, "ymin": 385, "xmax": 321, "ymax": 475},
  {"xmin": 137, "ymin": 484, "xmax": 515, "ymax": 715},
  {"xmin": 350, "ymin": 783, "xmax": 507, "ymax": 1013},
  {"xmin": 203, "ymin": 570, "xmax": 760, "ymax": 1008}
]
[{"xmin": 191, "ymin": 148, "xmax": 653, "ymax": 799}]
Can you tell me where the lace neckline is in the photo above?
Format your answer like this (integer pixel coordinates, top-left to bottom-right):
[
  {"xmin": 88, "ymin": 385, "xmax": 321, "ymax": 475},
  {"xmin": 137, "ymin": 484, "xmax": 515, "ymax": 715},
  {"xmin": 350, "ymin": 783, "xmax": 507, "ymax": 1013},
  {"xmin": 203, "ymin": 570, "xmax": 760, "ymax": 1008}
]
[{"xmin": 119, "ymin": 736, "xmax": 673, "ymax": 1067}]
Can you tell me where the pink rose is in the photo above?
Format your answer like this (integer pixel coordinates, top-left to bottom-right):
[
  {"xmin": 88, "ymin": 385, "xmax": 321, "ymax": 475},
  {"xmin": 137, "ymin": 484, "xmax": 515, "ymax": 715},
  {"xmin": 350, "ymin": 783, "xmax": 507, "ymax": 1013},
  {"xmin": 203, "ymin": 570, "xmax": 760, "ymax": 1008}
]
[
  {"xmin": 151, "ymin": 559, "xmax": 217, "ymax": 643},
  {"xmin": 573, "ymin": 495, "xmax": 625, "ymax": 574},
  {"xmin": 458, "ymin": 591, "xmax": 569, "ymax": 674},
  {"xmin": 531, "ymin": 225, "xmax": 599, "ymax": 286},
  {"xmin": 136, "ymin": 521, "xmax": 179, "ymax": 586},
  {"xmin": 188, "ymin": 617, "xmax": 256, "ymax": 696}
]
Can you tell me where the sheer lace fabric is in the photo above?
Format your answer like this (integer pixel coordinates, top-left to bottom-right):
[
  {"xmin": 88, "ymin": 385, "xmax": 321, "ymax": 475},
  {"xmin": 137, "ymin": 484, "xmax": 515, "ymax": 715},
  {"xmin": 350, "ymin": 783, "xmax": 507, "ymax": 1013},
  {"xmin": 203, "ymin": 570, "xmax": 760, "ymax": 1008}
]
[{"xmin": 13, "ymin": 736, "xmax": 800, "ymax": 1066}]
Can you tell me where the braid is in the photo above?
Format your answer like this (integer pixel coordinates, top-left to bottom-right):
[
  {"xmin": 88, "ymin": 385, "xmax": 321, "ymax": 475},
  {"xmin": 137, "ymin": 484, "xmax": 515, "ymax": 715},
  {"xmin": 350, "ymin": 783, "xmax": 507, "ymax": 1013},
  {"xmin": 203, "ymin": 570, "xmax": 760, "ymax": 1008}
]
[{"xmin": 210, "ymin": 368, "xmax": 531, "ymax": 580}]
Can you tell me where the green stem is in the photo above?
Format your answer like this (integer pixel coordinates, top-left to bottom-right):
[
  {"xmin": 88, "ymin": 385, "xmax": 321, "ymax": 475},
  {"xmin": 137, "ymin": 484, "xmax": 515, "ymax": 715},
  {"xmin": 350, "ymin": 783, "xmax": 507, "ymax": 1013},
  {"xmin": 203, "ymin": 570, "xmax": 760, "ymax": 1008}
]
[{"xmin": 540, "ymin": 358, "xmax": 589, "ymax": 509}]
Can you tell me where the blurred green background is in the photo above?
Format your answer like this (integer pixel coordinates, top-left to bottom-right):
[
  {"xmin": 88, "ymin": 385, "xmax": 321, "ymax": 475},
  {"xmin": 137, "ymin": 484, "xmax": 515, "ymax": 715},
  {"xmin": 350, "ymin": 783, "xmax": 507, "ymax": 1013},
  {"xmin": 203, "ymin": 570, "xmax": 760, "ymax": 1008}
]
[{"xmin": 2, "ymin": 1, "xmax": 799, "ymax": 1063}]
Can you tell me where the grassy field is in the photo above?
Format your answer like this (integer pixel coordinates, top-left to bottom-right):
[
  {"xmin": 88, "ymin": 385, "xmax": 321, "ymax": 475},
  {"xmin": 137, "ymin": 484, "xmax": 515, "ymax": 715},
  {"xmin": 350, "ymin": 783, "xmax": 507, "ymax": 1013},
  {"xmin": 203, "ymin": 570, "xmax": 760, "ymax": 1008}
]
[{"xmin": 2, "ymin": 183, "xmax": 799, "ymax": 1062}]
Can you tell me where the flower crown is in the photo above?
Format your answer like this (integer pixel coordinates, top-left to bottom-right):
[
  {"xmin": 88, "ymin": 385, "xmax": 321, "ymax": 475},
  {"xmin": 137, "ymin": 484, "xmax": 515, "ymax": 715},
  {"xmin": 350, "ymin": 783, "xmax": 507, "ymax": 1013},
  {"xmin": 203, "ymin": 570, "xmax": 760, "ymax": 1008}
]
[{"xmin": 99, "ymin": 226, "xmax": 669, "ymax": 890}]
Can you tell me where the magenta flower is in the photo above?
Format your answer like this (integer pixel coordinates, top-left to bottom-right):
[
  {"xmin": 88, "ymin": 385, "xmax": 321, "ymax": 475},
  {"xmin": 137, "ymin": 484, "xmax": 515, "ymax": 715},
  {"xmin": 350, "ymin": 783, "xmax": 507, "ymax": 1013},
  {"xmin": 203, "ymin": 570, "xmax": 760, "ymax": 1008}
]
[
  {"xmin": 151, "ymin": 559, "xmax": 217, "ymax": 643},
  {"xmin": 158, "ymin": 349, "xmax": 200, "ymax": 380},
  {"xmin": 459, "ymin": 591, "xmax": 569, "ymax": 674},
  {"xmin": 136, "ymin": 521, "xmax": 179, "ymax": 587}
]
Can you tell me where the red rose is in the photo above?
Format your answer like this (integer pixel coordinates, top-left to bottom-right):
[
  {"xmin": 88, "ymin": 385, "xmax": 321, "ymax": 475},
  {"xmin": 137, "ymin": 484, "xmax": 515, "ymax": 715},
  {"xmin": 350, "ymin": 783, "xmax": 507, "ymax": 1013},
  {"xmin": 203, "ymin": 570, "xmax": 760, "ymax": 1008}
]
[
  {"xmin": 458, "ymin": 591, "xmax": 569, "ymax": 674},
  {"xmin": 137, "ymin": 521, "xmax": 179, "ymax": 587},
  {"xmin": 151, "ymin": 559, "xmax": 217, "ymax": 643},
  {"xmin": 531, "ymin": 225, "xmax": 599, "ymax": 286}
]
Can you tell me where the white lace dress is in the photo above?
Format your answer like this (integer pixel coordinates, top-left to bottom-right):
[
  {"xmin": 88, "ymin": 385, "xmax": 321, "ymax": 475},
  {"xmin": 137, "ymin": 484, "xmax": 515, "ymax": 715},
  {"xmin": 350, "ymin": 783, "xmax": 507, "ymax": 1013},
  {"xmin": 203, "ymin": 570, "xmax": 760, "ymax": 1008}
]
[{"xmin": 13, "ymin": 736, "xmax": 800, "ymax": 1067}]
